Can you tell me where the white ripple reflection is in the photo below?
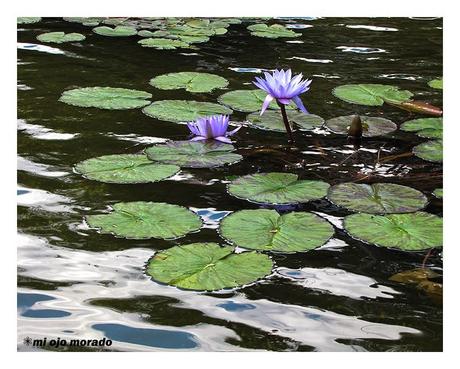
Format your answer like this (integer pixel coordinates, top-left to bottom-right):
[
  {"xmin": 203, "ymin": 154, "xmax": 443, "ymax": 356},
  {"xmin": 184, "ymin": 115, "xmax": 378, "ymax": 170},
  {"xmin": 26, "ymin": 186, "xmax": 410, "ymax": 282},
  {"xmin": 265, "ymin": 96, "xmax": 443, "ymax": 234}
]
[
  {"xmin": 345, "ymin": 25, "xmax": 398, "ymax": 32},
  {"xmin": 336, "ymin": 46, "xmax": 387, "ymax": 54}
]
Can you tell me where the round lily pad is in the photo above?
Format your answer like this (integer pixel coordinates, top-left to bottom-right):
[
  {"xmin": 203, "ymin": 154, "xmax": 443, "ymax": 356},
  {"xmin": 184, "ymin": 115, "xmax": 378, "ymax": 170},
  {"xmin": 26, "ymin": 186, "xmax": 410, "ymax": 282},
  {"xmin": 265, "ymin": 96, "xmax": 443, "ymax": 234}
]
[
  {"xmin": 143, "ymin": 100, "xmax": 232, "ymax": 123},
  {"xmin": 219, "ymin": 209, "xmax": 334, "ymax": 253},
  {"xmin": 18, "ymin": 17, "xmax": 41, "ymax": 24},
  {"xmin": 37, "ymin": 32, "xmax": 86, "ymax": 44},
  {"xmin": 150, "ymin": 72, "xmax": 229, "ymax": 93},
  {"xmin": 146, "ymin": 242, "xmax": 273, "ymax": 291},
  {"xmin": 218, "ymin": 90, "xmax": 295, "ymax": 113},
  {"xmin": 138, "ymin": 38, "xmax": 191, "ymax": 49},
  {"xmin": 87, "ymin": 202, "xmax": 202, "ymax": 239},
  {"xmin": 433, "ymin": 188, "xmax": 443, "ymax": 199},
  {"xmin": 93, "ymin": 25, "xmax": 137, "ymax": 37},
  {"xmin": 344, "ymin": 212, "xmax": 442, "ymax": 251},
  {"xmin": 246, "ymin": 110, "xmax": 324, "ymax": 132},
  {"xmin": 413, "ymin": 140, "xmax": 443, "ymax": 162},
  {"xmin": 59, "ymin": 87, "xmax": 152, "ymax": 110},
  {"xmin": 247, "ymin": 24, "xmax": 301, "ymax": 38},
  {"xmin": 328, "ymin": 183, "xmax": 428, "ymax": 214},
  {"xmin": 75, "ymin": 154, "xmax": 180, "ymax": 184},
  {"xmin": 325, "ymin": 115, "xmax": 397, "ymax": 137},
  {"xmin": 228, "ymin": 173, "xmax": 330, "ymax": 205},
  {"xmin": 332, "ymin": 84, "xmax": 413, "ymax": 106},
  {"xmin": 428, "ymin": 78, "xmax": 443, "ymax": 89},
  {"xmin": 400, "ymin": 118, "xmax": 442, "ymax": 139},
  {"xmin": 146, "ymin": 141, "xmax": 242, "ymax": 168}
]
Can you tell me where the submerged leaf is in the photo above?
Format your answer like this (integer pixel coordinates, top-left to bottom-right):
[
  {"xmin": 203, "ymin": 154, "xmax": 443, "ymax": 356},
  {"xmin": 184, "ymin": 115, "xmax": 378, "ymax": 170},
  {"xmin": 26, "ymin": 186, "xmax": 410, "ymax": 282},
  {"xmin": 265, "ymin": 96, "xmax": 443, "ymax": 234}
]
[
  {"xmin": 332, "ymin": 84, "xmax": 413, "ymax": 106},
  {"xmin": 36, "ymin": 32, "xmax": 86, "ymax": 44},
  {"xmin": 386, "ymin": 100, "xmax": 443, "ymax": 117},
  {"xmin": 246, "ymin": 111, "xmax": 324, "ymax": 132},
  {"xmin": 413, "ymin": 140, "xmax": 443, "ymax": 162},
  {"xmin": 325, "ymin": 115, "xmax": 397, "ymax": 137},
  {"xmin": 389, "ymin": 268, "xmax": 440, "ymax": 284},
  {"xmin": 150, "ymin": 72, "xmax": 229, "ymax": 93}
]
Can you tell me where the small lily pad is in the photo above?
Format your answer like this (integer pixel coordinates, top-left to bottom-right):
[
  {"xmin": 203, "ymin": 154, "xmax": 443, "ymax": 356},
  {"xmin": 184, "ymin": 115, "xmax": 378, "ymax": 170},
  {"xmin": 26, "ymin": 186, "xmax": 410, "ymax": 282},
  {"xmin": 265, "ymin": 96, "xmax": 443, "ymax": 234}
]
[
  {"xmin": 219, "ymin": 209, "xmax": 334, "ymax": 253},
  {"xmin": 146, "ymin": 242, "xmax": 273, "ymax": 291},
  {"xmin": 228, "ymin": 172, "xmax": 330, "ymax": 205},
  {"xmin": 36, "ymin": 32, "xmax": 86, "ymax": 44},
  {"xmin": 246, "ymin": 110, "xmax": 323, "ymax": 132},
  {"xmin": 433, "ymin": 188, "xmax": 443, "ymax": 199},
  {"xmin": 400, "ymin": 118, "xmax": 443, "ymax": 139},
  {"xmin": 138, "ymin": 38, "xmax": 191, "ymax": 49},
  {"xmin": 428, "ymin": 78, "xmax": 443, "ymax": 90},
  {"xmin": 343, "ymin": 212, "xmax": 442, "ymax": 251},
  {"xmin": 332, "ymin": 84, "xmax": 413, "ymax": 106},
  {"xmin": 328, "ymin": 183, "xmax": 428, "ymax": 214},
  {"xmin": 150, "ymin": 72, "xmax": 229, "ymax": 93},
  {"xmin": 93, "ymin": 26, "xmax": 137, "ymax": 37},
  {"xmin": 218, "ymin": 89, "xmax": 295, "ymax": 112},
  {"xmin": 143, "ymin": 100, "xmax": 232, "ymax": 123},
  {"xmin": 325, "ymin": 115, "xmax": 397, "ymax": 137},
  {"xmin": 87, "ymin": 202, "xmax": 202, "ymax": 240},
  {"xmin": 75, "ymin": 154, "xmax": 180, "ymax": 184},
  {"xmin": 63, "ymin": 17, "xmax": 104, "ymax": 26},
  {"xmin": 146, "ymin": 141, "xmax": 242, "ymax": 168},
  {"xmin": 413, "ymin": 140, "xmax": 443, "ymax": 162},
  {"xmin": 18, "ymin": 17, "xmax": 42, "ymax": 24},
  {"xmin": 59, "ymin": 87, "xmax": 152, "ymax": 110},
  {"xmin": 247, "ymin": 24, "xmax": 301, "ymax": 38}
]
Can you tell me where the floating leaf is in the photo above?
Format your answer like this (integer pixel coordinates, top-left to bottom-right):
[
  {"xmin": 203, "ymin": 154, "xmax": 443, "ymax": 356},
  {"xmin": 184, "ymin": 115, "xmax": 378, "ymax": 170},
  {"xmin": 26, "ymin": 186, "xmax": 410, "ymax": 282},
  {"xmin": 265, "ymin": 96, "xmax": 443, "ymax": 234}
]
[
  {"xmin": 247, "ymin": 23, "xmax": 301, "ymax": 38},
  {"xmin": 400, "ymin": 118, "xmax": 443, "ymax": 139},
  {"xmin": 219, "ymin": 209, "xmax": 334, "ymax": 253},
  {"xmin": 389, "ymin": 268, "xmax": 440, "ymax": 285},
  {"xmin": 413, "ymin": 140, "xmax": 443, "ymax": 162},
  {"xmin": 325, "ymin": 115, "xmax": 397, "ymax": 137},
  {"xmin": 143, "ymin": 100, "xmax": 232, "ymax": 123},
  {"xmin": 328, "ymin": 183, "xmax": 428, "ymax": 214},
  {"xmin": 150, "ymin": 72, "xmax": 229, "ymax": 93},
  {"xmin": 18, "ymin": 17, "xmax": 42, "ymax": 24},
  {"xmin": 137, "ymin": 30, "xmax": 157, "ymax": 37},
  {"xmin": 36, "ymin": 32, "xmax": 86, "ymax": 44},
  {"xmin": 59, "ymin": 87, "xmax": 152, "ymax": 110},
  {"xmin": 428, "ymin": 78, "xmax": 443, "ymax": 90},
  {"xmin": 146, "ymin": 141, "xmax": 242, "ymax": 168},
  {"xmin": 146, "ymin": 243, "xmax": 273, "ymax": 291},
  {"xmin": 138, "ymin": 38, "xmax": 191, "ymax": 49},
  {"xmin": 93, "ymin": 26, "xmax": 137, "ymax": 37},
  {"xmin": 87, "ymin": 202, "xmax": 202, "ymax": 239},
  {"xmin": 332, "ymin": 84, "xmax": 413, "ymax": 106},
  {"xmin": 343, "ymin": 212, "xmax": 442, "ymax": 251},
  {"xmin": 218, "ymin": 89, "xmax": 295, "ymax": 112},
  {"xmin": 63, "ymin": 17, "xmax": 104, "ymax": 26},
  {"xmin": 433, "ymin": 188, "xmax": 443, "ymax": 199},
  {"xmin": 75, "ymin": 154, "xmax": 180, "ymax": 184},
  {"xmin": 246, "ymin": 111, "xmax": 324, "ymax": 132},
  {"xmin": 228, "ymin": 172, "xmax": 330, "ymax": 205}
]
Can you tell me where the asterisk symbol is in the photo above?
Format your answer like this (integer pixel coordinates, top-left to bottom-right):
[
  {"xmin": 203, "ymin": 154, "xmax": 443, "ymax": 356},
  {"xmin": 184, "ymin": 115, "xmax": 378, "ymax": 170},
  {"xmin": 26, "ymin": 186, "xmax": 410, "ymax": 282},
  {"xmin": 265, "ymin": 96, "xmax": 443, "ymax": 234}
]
[{"xmin": 23, "ymin": 336, "xmax": 32, "ymax": 346}]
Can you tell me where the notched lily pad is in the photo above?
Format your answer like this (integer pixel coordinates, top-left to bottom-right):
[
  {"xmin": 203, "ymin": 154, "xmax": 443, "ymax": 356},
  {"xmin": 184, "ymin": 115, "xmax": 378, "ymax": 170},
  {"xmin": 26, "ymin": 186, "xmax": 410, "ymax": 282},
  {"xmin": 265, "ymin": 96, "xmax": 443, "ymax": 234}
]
[
  {"xmin": 328, "ymin": 183, "xmax": 428, "ymax": 214},
  {"xmin": 413, "ymin": 140, "xmax": 443, "ymax": 162},
  {"xmin": 18, "ymin": 17, "xmax": 42, "ymax": 24},
  {"xmin": 332, "ymin": 84, "xmax": 413, "ymax": 106},
  {"xmin": 343, "ymin": 212, "xmax": 442, "ymax": 251},
  {"xmin": 150, "ymin": 72, "xmax": 229, "ymax": 93},
  {"xmin": 146, "ymin": 140, "xmax": 242, "ymax": 168},
  {"xmin": 400, "ymin": 118, "xmax": 443, "ymax": 139},
  {"xmin": 218, "ymin": 89, "xmax": 295, "ymax": 112},
  {"xmin": 228, "ymin": 172, "xmax": 330, "ymax": 205},
  {"xmin": 146, "ymin": 242, "xmax": 273, "ymax": 291},
  {"xmin": 86, "ymin": 202, "xmax": 202, "ymax": 239},
  {"xmin": 325, "ymin": 115, "xmax": 397, "ymax": 137},
  {"xmin": 428, "ymin": 78, "xmax": 443, "ymax": 90},
  {"xmin": 246, "ymin": 111, "xmax": 324, "ymax": 132},
  {"xmin": 138, "ymin": 38, "xmax": 192, "ymax": 49},
  {"xmin": 75, "ymin": 154, "xmax": 180, "ymax": 184},
  {"xmin": 36, "ymin": 32, "xmax": 86, "ymax": 44},
  {"xmin": 93, "ymin": 25, "xmax": 137, "ymax": 37},
  {"xmin": 247, "ymin": 23, "xmax": 301, "ymax": 38}
]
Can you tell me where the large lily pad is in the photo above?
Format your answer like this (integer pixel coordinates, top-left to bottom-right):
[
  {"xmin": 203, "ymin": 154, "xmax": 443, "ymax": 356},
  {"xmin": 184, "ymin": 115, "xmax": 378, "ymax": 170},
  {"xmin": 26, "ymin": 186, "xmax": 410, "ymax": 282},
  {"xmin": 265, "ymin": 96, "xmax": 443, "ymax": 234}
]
[
  {"xmin": 343, "ymin": 212, "xmax": 442, "ymax": 251},
  {"xmin": 146, "ymin": 243, "xmax": 273, "ymax": 291},
  {"xmin": 143, "ymin": 100, "xmax": 232, "ymax": 123},
  {"xmin": 228, "ymin": 172, "xmax": 330, "ymax": 205},
  {"xmin": 332, "ymin": 84, "xmax": 413, "ymax": 106},
  {"xmin": 59, "ymin": 87, "xmax": 152, "ymax": 110},
  {"xmin": 36, "ymin": 32, "xmax": 86, "ymax": 44},
  {"xmin": 247, "ymin": 24, "xmax": 301, "ymax": 38},
  {"xmin": 93, "ymin": 26, "xmax": 137, "ymax": 37},
  {"xmin": 325, "ymin": 115, "xmax": 397, "ymax": 137},
  {"xmin": 428, "ymin": 78, "xmax": 443, "ymax": 89},
  {"xmin": 219, "ymin": 209, "xmax": 334, "ymax": 253},
  {"xmin": 138, "ymin": 38, "xmax": 191, "ymax": 49},
  {"xmin": 146, "ymin": 141, "xmax": 242, "ymax": 168},
  {"xmin": 218, "ymin": 89, "xmax": 295, "ymax": 112},
  {"xmin": 87, "ymin": 202, "xmax": 202, "ymax": 239},
  {"xmin": 150, "ymin": 72, "xmax": 229, "ymax": 93},
  {"xmin": 18, "ymin": 17, "xmax": 42, "ymax": 24},
  {"xmin": 75, "ymin": 154, "xmax": 180, "ymax": 184},
  {"xmin": 400, "ymin": 118, "xmax": 443, "ymax": 139},
  {"xmin": 246, "ymin": 111, "xmax": 323, "ymax": 132},
  {"xmin": 413, "ymin": 140, "xmax": 443, "ymax": 162},
  {"xmin": 328, "ymin": 183, "xmax": 428, "ymax": 214}
]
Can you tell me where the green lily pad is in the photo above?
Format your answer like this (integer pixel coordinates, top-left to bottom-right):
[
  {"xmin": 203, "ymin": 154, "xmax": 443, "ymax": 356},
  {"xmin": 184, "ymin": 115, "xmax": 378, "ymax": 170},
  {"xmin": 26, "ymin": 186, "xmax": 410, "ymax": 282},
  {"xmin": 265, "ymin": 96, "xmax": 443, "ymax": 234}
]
[
  {"xmin": 36, "ymin": 32, "xmax": 86, "ymax": 44},
  {"xmin": 433, "ymin": 188, "xmax": 443, "ymax": 199},
  {"xmin": 176, "ymin": 35, "xmax": 210, "ymax": 44},
  {"xmin": 63, "ymin": 17, "xmax": 104, "ymax": 26},
  {"xmin": 75, "ymin": 154, "xmax": 180, "ymax": 184},
  {"xmin": 413, "ymin": 140, "xmax": 443, "ymax": 162},
  {"xmin": 428, "ymin": 78, "xmax": 443, "ymax": 89},
  {"xmin": 150, "ymin": 72, "xmax": 229, "ymax": 93},
  {"xmin": 328, "ymin": 183, "xmax": 428, "ymax": 214},
  {"xmin": 246, "ymin": 110, "xmax": 324, "ymax": 132},
  {"xmin": 146, "ymin": 141, "xmax": 242, "ymax": 168},
  {"xmin": 228, "ymin": 173, "xmax": 330, "ymax": 205},
  {"xmin": 343, "ymin": 212, "xmax": 442, "ymax": 251},
  {"xmin": 87, "ymin": 202, "xmax": 202, "ymax": 240},
  {"xmin": 93, "ymin": 26, "xmax": 137, "ymax": 37},
  {"xmin": 332, "ymin": 84, "xmax": 413, "ymax": 106},
  {"xmin": 218, "ymin": 89, "xmax": 295, "ymax": 113},
  {"xmin": 18, "ymin": 17, "xmax": 42, "ymax": 24},
  {"xmin": 143, "ymin": 100, "xmax": 232, "ymax": 123},
  {"xmin": 325, "ymin": 115, "xmax": 397, "ymax": 137},
  {"xmin": 146, "ymin": 243, "xmax": 273, "ymax": 291},
  {"xmin": 400, "ymin": 118, "xmax": 443, "ymax": 139},
  {"xmin": 137, "ymin": 30, "xmax": 157, "ymax": 37},
  {"xmin": 169, "ymin": 25, "xmax": 216, "ymax": 37},
  {"xmin": 59, "ymin": 87, "xmax": 152, "ymax": 110},
  {"xmin": 247, "ymin": 23, "xmax": 301, "ymax": 38},
  {"xmin": 219, "ymin": 209, "xmax": 334, "ymax": 253},
  {"xmin": 138, "ymin": 38, "xmax": 191, "ymax": 49}
]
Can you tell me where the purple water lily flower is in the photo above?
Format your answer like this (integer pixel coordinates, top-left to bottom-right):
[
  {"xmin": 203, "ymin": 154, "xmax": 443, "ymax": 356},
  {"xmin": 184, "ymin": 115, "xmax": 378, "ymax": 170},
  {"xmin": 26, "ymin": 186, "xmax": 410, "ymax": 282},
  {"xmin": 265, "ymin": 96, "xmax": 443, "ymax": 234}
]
[
  {"xmin": 187, "ymin": 115, "xmax": 241, "ymax": 144},
  {"xmin": 253, "ymin": 69, "xmax": 312, "ymax": 115}
]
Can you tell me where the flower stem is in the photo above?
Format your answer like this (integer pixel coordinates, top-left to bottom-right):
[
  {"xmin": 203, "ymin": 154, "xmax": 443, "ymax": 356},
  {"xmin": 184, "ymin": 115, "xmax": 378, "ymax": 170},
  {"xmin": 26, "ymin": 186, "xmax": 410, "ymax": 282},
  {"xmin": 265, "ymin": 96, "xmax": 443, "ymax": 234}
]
[{"xmin": 277, "ymin": 101, "xmax": 294, "ymax": 142}]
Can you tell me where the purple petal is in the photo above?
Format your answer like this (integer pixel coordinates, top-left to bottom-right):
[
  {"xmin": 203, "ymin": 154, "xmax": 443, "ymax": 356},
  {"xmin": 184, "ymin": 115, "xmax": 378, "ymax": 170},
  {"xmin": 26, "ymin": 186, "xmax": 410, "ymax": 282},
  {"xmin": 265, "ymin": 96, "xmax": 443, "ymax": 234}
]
[
  {"xmin": 260, "ymin": 94, "xmax": 274, "ymax": 115},
  {"xmin": 214, "ymin": 136, "xmax": 232, "ymax": 144},
  {"xmin": 227, "ymin": 125, "xmax": 242, "ymax": 136},
  {"xmin": 292, "ymin": 96, "xmax": 309, "ymax": 114},
  {"xmin": 277, "ymin": 98, "xmax": 291, "ymax": 105},
  {"xmin": 187, "ymin": 123, "xmax": 199, "ymax": 135},
  {"xmin": 190, "ymin": 135, "xmax": 207, "ymax": 141}
]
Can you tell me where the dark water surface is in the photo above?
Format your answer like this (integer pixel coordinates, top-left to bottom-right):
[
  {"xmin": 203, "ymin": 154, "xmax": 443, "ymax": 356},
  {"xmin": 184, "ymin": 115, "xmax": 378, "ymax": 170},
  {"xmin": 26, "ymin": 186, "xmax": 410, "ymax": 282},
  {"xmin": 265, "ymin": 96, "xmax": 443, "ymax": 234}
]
[{"xmin": 17, "ymin": 17, "xmax": 443, "ymax": 352}]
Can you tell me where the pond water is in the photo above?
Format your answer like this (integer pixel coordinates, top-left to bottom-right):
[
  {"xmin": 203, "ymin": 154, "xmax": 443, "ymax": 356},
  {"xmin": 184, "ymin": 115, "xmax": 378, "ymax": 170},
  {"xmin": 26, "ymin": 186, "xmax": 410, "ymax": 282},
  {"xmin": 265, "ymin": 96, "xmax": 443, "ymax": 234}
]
[{"xmin": 17, "ymin": 17, "xmax": 442, "ymax": 352}]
